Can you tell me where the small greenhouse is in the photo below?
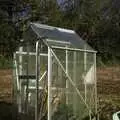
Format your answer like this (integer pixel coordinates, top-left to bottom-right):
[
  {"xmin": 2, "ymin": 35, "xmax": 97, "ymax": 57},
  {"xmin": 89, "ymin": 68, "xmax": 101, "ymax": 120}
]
[{"xmin": 13, "ymin": 23, "xmax": 97, "ymax": 120}]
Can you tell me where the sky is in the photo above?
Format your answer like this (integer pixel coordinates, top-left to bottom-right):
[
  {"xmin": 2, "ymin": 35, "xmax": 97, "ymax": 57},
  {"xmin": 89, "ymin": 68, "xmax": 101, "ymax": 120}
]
[
  {"xmin": 56, "ymin": 0, "xmax": 74, "ymax": 11},
  {"xmin": 57, "ymin": 0, "xmax": 65, "ymax": 5}
]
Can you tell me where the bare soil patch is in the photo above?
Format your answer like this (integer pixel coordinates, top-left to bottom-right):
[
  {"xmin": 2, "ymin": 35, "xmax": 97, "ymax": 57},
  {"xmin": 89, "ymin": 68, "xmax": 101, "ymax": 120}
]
[
  {"xmin": 97, "ymin": 66, "xmax": 120, "ymax": 120},
  {"xmin": 0, "ymin": 69, "xmax": 12, "ymax": 102}
]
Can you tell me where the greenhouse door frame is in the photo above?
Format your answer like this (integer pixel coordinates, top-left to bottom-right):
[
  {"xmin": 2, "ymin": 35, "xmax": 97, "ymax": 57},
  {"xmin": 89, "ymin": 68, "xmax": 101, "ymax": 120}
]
[{"xmin": 35, "ymin": 40, "xmax": 53, "ymax": 120}]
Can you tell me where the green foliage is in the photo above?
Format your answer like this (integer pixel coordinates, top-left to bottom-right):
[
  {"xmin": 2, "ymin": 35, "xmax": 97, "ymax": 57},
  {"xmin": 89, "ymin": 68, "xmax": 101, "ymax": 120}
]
[
  {"xmin": 0, "ymin": 55, "xmax": 12, "ymax": 69},
  {"xmin": 0, "ymin": 22, "xmax": 18, "ymax": 57},
  {"xmin": 0, "ymin": 0, "xmax": 120, "ymax": 65}
]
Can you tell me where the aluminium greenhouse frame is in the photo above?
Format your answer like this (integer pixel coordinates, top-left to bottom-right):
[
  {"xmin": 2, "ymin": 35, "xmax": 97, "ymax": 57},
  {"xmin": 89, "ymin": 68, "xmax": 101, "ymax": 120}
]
[{"xmin": 13, "ymin": 23, "xmax": 98, "ymax": 120}]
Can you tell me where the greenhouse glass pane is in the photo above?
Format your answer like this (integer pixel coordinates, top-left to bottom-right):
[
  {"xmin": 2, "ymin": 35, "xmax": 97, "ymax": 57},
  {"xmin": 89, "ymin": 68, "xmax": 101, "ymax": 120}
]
[
  {"xmin": 26, "ymin": 23, "xmax": 94, "ymax": 51},
  {"xmin": 15, "ymin": 53, "xmax": 36, "ymax": 119},
  {"xmin": 53, "ymin": 49, "xmax": 85, "ymax": 98},
  {"xmin": 50, "ymin": 50, "xmax": 91, "ymax": 120}
]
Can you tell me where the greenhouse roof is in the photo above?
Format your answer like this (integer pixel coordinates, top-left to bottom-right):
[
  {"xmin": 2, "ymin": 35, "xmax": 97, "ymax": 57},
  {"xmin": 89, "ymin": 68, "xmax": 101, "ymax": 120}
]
[{"xmin": 26, "ymin": 22, "xmax": 95, "ymax": 52}]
